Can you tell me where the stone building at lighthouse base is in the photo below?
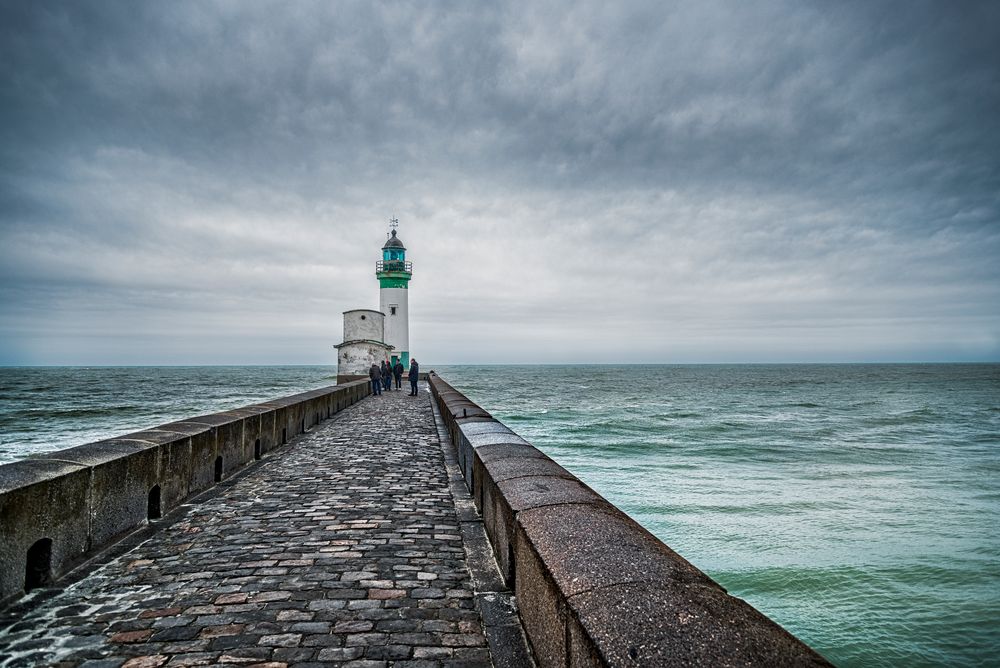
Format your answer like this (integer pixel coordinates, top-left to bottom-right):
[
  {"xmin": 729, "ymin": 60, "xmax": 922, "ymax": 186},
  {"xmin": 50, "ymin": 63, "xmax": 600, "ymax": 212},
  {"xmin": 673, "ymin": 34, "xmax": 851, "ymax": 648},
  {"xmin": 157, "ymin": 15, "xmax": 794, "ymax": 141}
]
[{"xmin": 334, "ymin": 309, "xmax": 393, "ymax": 384}]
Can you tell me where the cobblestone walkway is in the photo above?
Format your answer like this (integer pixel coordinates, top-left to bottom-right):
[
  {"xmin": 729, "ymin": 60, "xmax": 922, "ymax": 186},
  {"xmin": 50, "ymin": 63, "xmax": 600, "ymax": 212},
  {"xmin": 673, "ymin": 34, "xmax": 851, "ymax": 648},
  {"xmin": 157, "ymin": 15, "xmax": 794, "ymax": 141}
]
[{"xmin": 0, "ymin": 385, "xmax": 502, "ymax": 668}]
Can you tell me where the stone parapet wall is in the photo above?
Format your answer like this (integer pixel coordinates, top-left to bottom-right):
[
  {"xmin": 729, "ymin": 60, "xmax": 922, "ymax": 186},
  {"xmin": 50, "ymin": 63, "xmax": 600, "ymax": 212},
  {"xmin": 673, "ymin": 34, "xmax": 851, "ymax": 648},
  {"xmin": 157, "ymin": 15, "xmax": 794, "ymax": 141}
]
[
  {"xmin": 0, "ymin": 379, "xmax": 372, "ymax": 606},
  {"xmin": 428, "ymin": 371, "xmax": 832, "ymax": 667}
]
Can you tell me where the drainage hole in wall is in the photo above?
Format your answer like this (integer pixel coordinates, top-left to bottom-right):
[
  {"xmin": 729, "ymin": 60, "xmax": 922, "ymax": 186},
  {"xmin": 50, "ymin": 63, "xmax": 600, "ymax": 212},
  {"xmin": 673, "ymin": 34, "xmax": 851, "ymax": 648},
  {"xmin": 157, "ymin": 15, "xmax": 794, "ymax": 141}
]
[
  {"xmin": 254, "ymin": 438, "xmax": 262, "ymax": 460},
  {"xmin": 25, "ymin": 538, "xmax": 52, "ymax": 591},
  {"xmin": 147, "ymin": 485, "xmax": 162, "ymax": 520},
  {"xmin": 214, "ymin": 456, "xmax": 223, "ymax": 482}
]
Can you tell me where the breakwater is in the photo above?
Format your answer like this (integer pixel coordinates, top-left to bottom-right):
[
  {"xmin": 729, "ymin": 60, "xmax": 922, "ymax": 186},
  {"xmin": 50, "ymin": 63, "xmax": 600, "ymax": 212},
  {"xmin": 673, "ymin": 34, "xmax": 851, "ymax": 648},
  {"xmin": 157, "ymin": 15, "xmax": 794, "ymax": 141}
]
[
  {"xmin": 0, "ymin": 379, "xmax": 371, "ymax": 606},
  {"xmin": 428, "ymin": 371, "xmax": 832, "ymax": 666}
]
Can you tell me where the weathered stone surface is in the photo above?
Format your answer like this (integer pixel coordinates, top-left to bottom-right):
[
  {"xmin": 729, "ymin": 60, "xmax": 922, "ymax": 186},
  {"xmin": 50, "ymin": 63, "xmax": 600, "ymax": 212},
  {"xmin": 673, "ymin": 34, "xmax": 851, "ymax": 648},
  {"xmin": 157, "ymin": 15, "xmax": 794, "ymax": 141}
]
[
  {"xmin": 33, "ymin": 439, "xmax": 161, "ymax": 548},
  {"xmin": 513, "ymin": 533, "xmax": 567, "ymax": 668},
  {"xmin": 481, "ymin": 456, "xmax": 574, "ymax": 486},
  {"xmin": 464, "ymin": 432, "xmax": 532, "ymax": 448},
  {"xmin": 457, "ymin": 421, "xmax": 518, "ymax": 438},
  {"xmin": 516, "ymin": 502, "xmax": 720, "ymax": 598},
  {"xmin": 568, "ymin": 580, "xmax": 832, "ymax": 667},
  {"xmin": 156, "ymin": 422, "xmax": 217, "ymax": 496},
  {"xmin": 495, "ymin": 475, "xmax": 601, "ymax": 512},
  {"xmin": 474, "ymin": 443, "xmax": 549, "ymax": 464},
  {"xmin": 511, "ymin": 502, "xmax": 727, "ymax": 667},
  {"xmin": 0, "ymin": 459, "xmax": 91, "ymax": 603},
  {"xmin": 483, "ymin": 474, "xmax": 602, "ymax": 584}
]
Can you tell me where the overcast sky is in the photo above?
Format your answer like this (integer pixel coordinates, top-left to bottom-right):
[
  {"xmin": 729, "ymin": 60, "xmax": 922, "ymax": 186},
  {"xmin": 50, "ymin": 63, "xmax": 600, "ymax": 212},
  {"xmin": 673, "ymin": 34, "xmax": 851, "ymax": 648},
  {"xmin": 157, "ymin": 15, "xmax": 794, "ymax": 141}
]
[{"xmin": 1, "ymin": 1, "xmax": 998, "ymax": 365}]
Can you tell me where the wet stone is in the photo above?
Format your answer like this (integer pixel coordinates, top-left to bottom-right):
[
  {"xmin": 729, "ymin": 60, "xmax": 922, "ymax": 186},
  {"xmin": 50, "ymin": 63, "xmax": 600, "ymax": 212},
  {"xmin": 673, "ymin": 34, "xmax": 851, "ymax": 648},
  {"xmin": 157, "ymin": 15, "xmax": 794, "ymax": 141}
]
[{"xmin": 0, "ymin": 384, "xmax": 494, "ymax": 667}]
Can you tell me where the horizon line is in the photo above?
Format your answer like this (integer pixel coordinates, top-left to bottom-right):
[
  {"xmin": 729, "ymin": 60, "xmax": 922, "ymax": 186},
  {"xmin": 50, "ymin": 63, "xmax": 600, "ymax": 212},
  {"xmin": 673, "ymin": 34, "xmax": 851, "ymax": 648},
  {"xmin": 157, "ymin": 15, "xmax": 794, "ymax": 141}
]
[{"xmin": 2, "ymin": 360, "xmax": 999, "ymax": 369}]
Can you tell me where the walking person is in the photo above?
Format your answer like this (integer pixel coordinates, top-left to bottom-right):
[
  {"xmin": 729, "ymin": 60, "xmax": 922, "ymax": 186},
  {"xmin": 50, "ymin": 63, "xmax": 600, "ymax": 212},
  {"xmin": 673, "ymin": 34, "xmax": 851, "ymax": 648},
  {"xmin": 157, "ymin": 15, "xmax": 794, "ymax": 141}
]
[
  {"xmin": 369, "ymin": 362, "xmax": 382, "ymax": 396},
  {"xmin": 381, "ymin": 360, "xmax": 392, "ymax": 391},
  {"xmin": 393, "ymin": 359, "xmax": 404, "ymax": 390},
  {"xmin": 408, "ymin": 359, "xmax": 419, "ymax": 395}
]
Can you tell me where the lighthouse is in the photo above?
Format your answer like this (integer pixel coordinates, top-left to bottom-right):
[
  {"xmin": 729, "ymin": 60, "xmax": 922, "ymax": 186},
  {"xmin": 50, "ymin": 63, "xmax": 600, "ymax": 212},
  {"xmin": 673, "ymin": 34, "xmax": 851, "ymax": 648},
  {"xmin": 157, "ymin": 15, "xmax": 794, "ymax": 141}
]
[{"xmin": 377, "ymin": 220, "xmax": 412, "ymax": 367}]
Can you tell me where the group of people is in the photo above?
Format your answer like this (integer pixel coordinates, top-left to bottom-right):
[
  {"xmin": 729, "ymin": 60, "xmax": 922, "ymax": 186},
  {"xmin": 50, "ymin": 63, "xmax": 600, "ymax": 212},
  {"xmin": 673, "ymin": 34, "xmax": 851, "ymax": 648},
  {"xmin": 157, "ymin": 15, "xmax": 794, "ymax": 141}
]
[{"xmin": 369, "ymin": 358, "xmax": 419, "ymax": 396}]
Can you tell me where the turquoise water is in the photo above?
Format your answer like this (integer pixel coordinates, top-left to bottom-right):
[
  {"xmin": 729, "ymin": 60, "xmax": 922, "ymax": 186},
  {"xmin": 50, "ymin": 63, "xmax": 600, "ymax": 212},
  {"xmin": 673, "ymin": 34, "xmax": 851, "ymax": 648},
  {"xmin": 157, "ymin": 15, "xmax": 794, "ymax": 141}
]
[
  {"xmin": 1, "ymin": 364, "xmax": 997, "ymax": 665},
  {"xmin": 434, "ymin": 364, "xmax": 1000, "ymax": 667}
]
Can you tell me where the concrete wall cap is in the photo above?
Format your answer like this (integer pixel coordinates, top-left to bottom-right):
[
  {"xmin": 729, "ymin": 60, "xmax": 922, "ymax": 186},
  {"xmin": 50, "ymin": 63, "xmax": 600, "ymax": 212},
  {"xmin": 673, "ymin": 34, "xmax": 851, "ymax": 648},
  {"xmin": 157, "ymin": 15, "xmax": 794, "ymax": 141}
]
[
  {"xmin": 496, "ymin": 475, "xmax": 602, "ymax": 513},
  {"xmin": 459, "ymin": 421, "xmax": 516, "ymax": 437},
  {"xmin": 182, "ymin": 413, "xmax": 244, "ymax": 427},
  {"xmin": 455, "ymin": 414, "xmax": 494, "ymax": 424},
  {"xmin": 517, "ymin": 502, "xmax": 720, "ymax": 598},
  {"xmin": 483, "ymin": 456, "xmax": 574, "ymax": 485},
  {"xmin": 568, "ymin": 580, "xmax": 833, "ymax": 666},
  {"xmin": 465, "ymin": 432, "xmax": 531, "ymax": 448},
  {"xmin": 222, "ymin": 406, "xmax": 271, "ymax": 417},
  {"xmin": 117, "ymin": 429, "xmax": 195, "ymax": 445},
  {"xmin": 255, "ymin": 399, "xmax": 293, "ymax": 409},
  {"xmin": 262, "ymin": 396, "xmax": 306, "ymax": 407},
  {"xmin": 155, "ymin": 421, "xmax": 214, "ymax": 436},
  {"xmin": 475, "ymin": 443, "xmax": 550, "ymax": 464},
  {"xmin": 28, "ymin": 439, "xmax": 156, "ymax": 467},
  {"xmin": 0, "ymin": 459, "xmax": 89, "ymax": 494},
  {"xmin": 444, "ymin": 399, "xmax": 486, "ymax": 411}
]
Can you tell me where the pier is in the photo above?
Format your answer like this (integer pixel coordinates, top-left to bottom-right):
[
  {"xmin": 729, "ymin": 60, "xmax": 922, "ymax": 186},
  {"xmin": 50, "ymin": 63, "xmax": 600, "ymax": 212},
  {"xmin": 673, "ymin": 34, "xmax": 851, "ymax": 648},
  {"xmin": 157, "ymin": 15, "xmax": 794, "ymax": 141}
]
[
  {"xmin": 0, "ymin": 383, "xmax": 528, "ymax": 667},
  {"xmin": 1, "ymin": 376, "xmax": 831, "ymax": 667}
]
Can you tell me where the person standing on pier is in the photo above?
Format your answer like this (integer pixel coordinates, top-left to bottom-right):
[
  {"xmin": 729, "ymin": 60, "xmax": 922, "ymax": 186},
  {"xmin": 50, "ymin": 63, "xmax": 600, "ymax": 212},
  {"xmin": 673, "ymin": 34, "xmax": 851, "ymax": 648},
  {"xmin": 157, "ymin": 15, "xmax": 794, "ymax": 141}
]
[
  {"xmin": 381, "ymin": 360, "xmax": 392, "ymax": 391},
  {"xmin": 369, "ymin": 362, "xmax": 382, "ymax": 396},
  {"xmin": 408, "ymin": 359, "xmax": 419, "ymax": 395},
  {"xmin": 393, "ymin": 359, "xmax": 404, "ymax": 390}
]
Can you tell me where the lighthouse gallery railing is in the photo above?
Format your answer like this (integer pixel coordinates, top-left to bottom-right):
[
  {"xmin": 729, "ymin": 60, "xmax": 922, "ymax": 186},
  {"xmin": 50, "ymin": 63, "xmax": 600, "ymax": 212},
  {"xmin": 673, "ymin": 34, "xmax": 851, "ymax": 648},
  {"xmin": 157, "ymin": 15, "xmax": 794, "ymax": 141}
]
[{"xmin": 376, "ymin": 260, "xmax": 412, "ymax": 273}]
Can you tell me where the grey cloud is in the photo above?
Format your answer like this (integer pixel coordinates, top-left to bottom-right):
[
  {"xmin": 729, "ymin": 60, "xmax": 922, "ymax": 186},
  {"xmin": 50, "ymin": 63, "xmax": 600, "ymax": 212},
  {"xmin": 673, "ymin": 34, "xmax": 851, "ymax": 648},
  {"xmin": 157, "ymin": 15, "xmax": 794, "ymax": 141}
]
[{"xmin": 1, "ymin": 1, "xmax": 998, "ymax": 364}]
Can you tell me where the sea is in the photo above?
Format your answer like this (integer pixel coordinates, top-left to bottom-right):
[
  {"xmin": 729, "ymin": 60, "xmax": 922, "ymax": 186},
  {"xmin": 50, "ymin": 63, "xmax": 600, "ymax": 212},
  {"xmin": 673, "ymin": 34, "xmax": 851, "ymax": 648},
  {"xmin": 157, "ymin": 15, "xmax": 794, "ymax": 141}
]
[{"xmin": 1, "ymin": 364, "xmax": 998, "ymax": 667}]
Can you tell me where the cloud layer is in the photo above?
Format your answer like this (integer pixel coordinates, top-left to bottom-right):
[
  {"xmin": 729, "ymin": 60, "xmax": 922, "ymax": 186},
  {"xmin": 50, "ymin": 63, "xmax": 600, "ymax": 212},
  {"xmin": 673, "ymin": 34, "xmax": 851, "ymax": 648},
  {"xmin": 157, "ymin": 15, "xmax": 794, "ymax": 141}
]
[{"xmin": 1, "ymin": 1, "xmax": 998, "ymax": 364}]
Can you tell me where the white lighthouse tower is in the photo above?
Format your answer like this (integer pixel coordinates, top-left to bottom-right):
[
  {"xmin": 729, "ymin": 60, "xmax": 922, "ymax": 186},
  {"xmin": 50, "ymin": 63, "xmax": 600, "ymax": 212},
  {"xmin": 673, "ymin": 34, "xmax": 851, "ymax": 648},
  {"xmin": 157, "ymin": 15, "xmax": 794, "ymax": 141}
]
[{"xmin": 377, "ymin": 219, "xmax": 412, "ymax": 367}]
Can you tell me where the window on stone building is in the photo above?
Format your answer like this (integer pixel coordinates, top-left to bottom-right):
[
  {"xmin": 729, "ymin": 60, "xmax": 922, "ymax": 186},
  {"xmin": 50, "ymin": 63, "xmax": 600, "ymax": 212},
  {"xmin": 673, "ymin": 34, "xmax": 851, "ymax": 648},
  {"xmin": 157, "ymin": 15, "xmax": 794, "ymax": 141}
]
[{"xmin": 390, "ymin": 305, "xmax": 398, "ymax": 315}]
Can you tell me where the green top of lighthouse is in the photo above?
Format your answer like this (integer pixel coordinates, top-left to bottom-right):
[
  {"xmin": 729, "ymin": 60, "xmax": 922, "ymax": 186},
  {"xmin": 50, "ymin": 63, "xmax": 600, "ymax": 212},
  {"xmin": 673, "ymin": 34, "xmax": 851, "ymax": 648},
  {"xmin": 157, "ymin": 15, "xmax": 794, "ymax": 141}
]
[{"xmin": 376, "ymin": 221, "xmax": 412, "ymax": 288}]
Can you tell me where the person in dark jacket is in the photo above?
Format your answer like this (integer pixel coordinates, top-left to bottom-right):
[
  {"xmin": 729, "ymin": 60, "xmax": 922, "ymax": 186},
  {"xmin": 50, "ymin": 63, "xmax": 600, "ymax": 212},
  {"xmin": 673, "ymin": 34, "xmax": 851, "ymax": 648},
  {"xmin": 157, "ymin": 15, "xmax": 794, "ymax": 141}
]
[
  {"xmin": 393, "ymin": 360, "xmax": 404, "ymax": 390},
  {"xmin": 381, "ymin": 360, "xmax": 392, "ymax": 391},
  {"xmin": 408, "ymin": 359, "xmax": 419, "ymax": 395},
  {"xmin": 369, "ymin": 362, "xmax": 382, "ymax": 396}
]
